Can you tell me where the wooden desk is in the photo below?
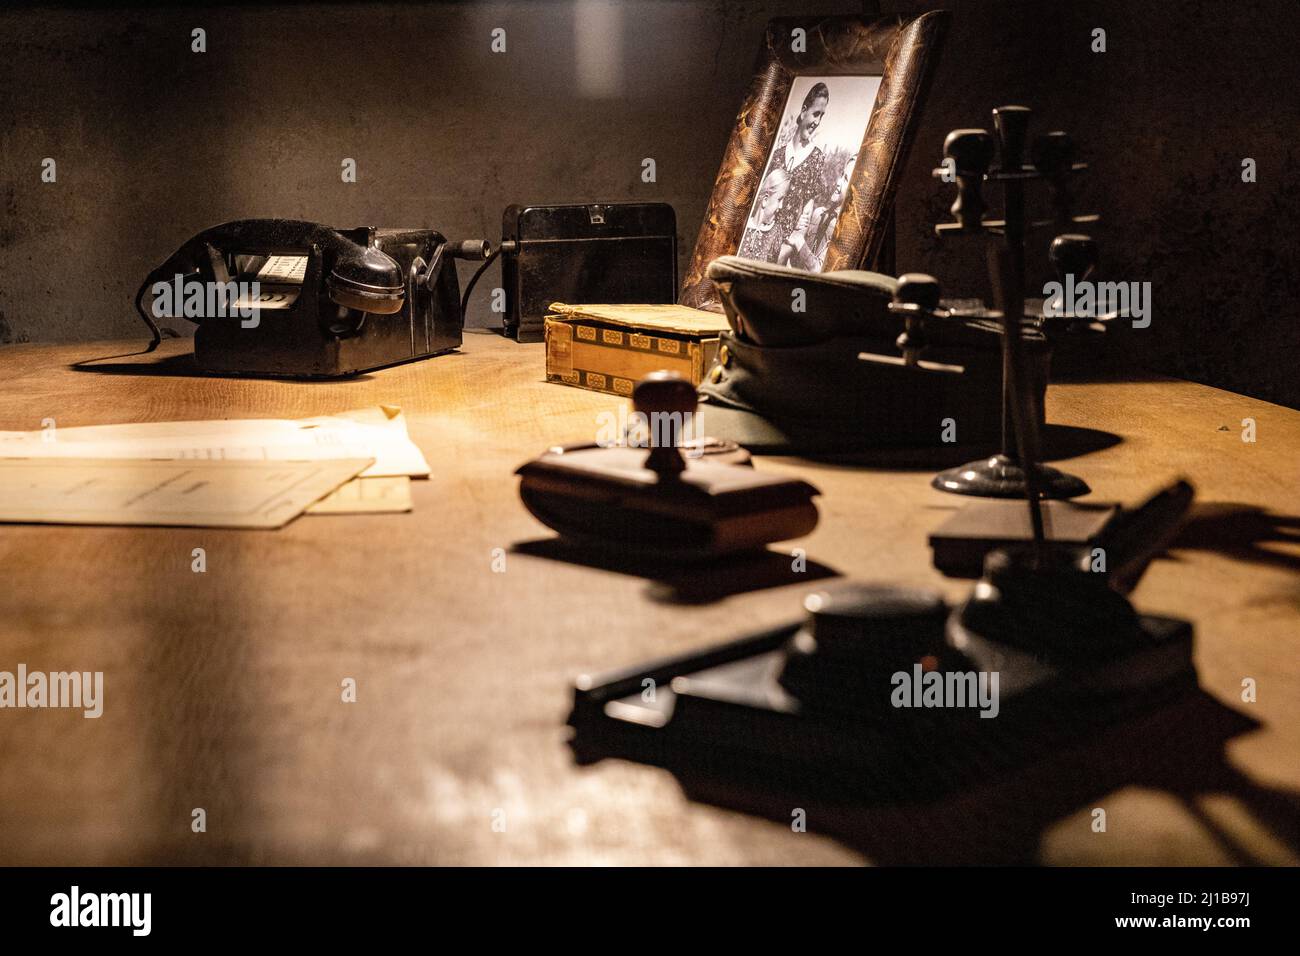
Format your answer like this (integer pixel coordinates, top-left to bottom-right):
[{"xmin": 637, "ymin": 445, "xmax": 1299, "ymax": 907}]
[{"xmin": 0, "ymin": 333, "xmax": 1296, "ymax": 865}]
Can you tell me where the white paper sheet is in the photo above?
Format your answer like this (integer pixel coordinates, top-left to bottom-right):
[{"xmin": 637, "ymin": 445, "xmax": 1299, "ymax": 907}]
[
  {"xmin": 0, "ymin": 406, "xmax": 429, "ymax": 479},
  {"xmin": 306, "ymin": 475, "xmax": 412, "ymax": 514},
  {"xmin": 0, "ymin": 457, "xmax": 373, "ymax": 529}
]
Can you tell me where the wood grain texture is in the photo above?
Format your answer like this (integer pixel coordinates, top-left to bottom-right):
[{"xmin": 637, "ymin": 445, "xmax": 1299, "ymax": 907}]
[{"xmin": 0, "ymin": 334, "xmax": 1296, "ymax": 865}]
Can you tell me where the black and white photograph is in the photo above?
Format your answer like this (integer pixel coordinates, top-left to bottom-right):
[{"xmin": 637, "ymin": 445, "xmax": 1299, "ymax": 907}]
[{"xmin": 736, "ymin": 74, "xmax": 882, "ymax": 269}]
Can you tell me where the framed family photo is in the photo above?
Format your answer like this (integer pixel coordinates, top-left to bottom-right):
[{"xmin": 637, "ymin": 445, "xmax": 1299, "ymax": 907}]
[
  {"xmin": 679, "ymin": 12, "xmax": 949, "ymax": 310},
  {"xmin": 735, "ymin": 75, "xmax": 883, "ymax": 271}
]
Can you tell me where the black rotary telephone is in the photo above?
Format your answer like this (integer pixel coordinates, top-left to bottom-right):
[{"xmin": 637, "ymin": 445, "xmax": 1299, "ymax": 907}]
[{"xmin": 137, "ymin": 219, "xmax": 489, "ymax": 377}]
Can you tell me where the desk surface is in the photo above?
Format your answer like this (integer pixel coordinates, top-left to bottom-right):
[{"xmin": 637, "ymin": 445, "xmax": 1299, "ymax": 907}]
[{"xmin": 0, "ymin": 333, "xmax": 1297, "ymax": 866}]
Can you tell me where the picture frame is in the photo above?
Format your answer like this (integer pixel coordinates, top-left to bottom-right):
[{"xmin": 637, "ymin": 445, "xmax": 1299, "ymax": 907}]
[{"xmin": 678, "ymin": 11, "xmax": 949, "ymax": 311}]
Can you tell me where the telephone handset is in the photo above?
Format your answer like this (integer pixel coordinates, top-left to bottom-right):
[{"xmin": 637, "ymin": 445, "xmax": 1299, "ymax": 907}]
[{"xmin": 136, "ymin": 219, "xmax": 489, "ymax": 377}]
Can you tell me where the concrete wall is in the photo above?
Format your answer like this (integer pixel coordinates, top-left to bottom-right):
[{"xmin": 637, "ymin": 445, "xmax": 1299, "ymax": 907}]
[
  {"xmin": 890, "ymin": 0, "xmax": 1300, "ymax": 409},
  {"xmin": 0, "ymin": 1, "xmax": 858, "ymax": 341}
]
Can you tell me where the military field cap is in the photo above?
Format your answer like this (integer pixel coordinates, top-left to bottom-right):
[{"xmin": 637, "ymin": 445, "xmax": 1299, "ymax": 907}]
[
  {"xmin": 697, "ymin": 257, "xmax": 1050, "ymax": 454},
  {"xmin": 706, "ymin": 255, "xmax": 899, "ymax": 346}
]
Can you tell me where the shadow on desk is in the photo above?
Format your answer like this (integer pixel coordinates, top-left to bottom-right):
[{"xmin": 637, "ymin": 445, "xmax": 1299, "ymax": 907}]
[
  {"xmin": 575, "ymin": 690, "xmax": 1298, "ymax": 865},
  {"xmin": 1174, "ymin": 503, "xmax": 1300, "ymax": 576},
  {"xmin": 513, "ymin": 538, "xmax": 841, "ymax": 605},
  {"xmin": 786, "ymin": 424, "xmax": 1121, "ymax": 473},
  {"xmin": 67, "ymin": 348, "xmax": 382, "ymax": 382}
]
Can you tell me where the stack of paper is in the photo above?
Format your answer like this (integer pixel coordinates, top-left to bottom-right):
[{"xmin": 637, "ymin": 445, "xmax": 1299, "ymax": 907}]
[{"xmin": 0, "ymin": 407, "xmax": 427, "ymax": 528}]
